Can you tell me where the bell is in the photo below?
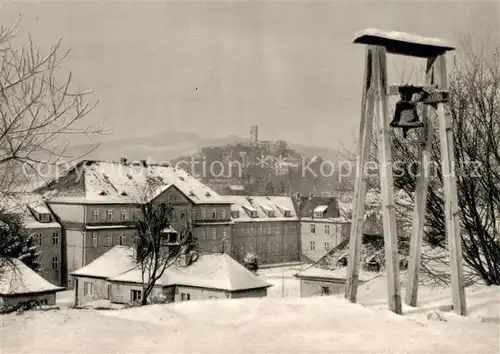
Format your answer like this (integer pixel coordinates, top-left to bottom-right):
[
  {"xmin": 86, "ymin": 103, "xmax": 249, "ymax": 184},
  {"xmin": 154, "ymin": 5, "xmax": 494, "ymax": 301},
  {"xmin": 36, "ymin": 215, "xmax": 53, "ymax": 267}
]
[{"xmin": 390, "ymin": 87, "xmax": 424, "ymax": 139}]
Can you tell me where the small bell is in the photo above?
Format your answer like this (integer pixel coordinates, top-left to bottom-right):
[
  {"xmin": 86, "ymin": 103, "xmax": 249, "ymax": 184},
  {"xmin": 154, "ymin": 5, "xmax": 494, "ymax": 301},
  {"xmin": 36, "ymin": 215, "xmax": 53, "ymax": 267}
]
[{"xmin": 390, "ymin": 87, "xmax": 424, "ymax": 139}]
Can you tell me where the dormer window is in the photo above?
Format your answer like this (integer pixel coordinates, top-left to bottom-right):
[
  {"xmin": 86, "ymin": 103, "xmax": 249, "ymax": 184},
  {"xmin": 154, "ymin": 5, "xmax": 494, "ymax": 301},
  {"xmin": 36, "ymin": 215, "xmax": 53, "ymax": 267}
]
[
  {"xmin": 39, "ymin": 213, "xmax": 51, "ymax": 223},
  {"xmin": 313, "ymin": 205, "xmax": 328, "ymax": 218},
  {"xmin": 267, "ymin": 210, "xmax": 275, "ymax": 217},
  {"xmin": 251, "ymin": 211, "xmax": 258, "ymax": 218},
  {"xmin": 277, "ymin": 205, "xmax": 292, "ymax": 217},
  {"xmin": 231, "ymin": 210, "xmax": 240, "ymax": 218}
]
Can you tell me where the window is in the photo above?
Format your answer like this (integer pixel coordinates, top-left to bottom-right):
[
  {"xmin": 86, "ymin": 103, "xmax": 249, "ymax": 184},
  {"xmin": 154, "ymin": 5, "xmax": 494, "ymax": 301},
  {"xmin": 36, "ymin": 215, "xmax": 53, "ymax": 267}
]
[
  {"xmin": 107, "ymin": 284, "xmax": 112, "ymax": 299},
  {"xmin": 83, "ymin": 282, "xmax": 93, "ymax": 296},
  {"xmin": 180, "ymin": 211, "xmax": 186, "ymax": 219},
  {"xmin": 212, "ymin": 209, "xmax": 217, "ymax": 219},
  {"xmin": 93, "ymin": 210, "xmax": 99, "ymax": 221},
  {"xmin": 40, "ymin": 213, "xmax": 51, "ymax": 222},
  {"xmin": 314, "ymin": 211, "xmax": 323, "ymax": 218},
  {"xmin": 118, "ymin": 233, "xmax": 125, "ymax": 245},
  {"xmin": 35, "ymin": 233, "xmax": 42, "ymax": 246},
  {"xmin": 52, "ymin": 232, "xmax": 59, "ymax": 246},
  {"xmin": 222, "ymin": 227, "xmax": 227, "ymax": 238},
  {"xmin": 131, "ymin": 289, "xmax": 142, "ymax": 302},
  {"xmin": 92, "ymin": 232, "xmax": 98, "ymax": 247},
  {"xmin": 52, "ymin": 257, "xmax": 59, "ymax": 270},
  {"xmin": 259, "ymin": 225, "xmax": 263, "ymax": 235},
  {"xmin": 201, "ymin": 228, "xmax": 206, "ymax": 240},
  {"xmin": 284, "ymin": 225, "xmax": 288, "ymax": 234},
  {"xmin": 40, "ymin": 299, "xmax": 48, "ymax": 305},
  {"xmin": 107, "ymin": 233, "xmax": 112, "ymax": 246},
  {"xmin": 120, "ymin": 210, "xmax": 127, "ymax": 221},
  {"xmin": 325, "ymin": 225, "xmax": 330, "ymax": 234},
  {"xmin": 134, "ymin": 210, "xmax": 140, "ymax": 221},
  {"xmin": 321, "ymin": 286, "xmax": 331, "ymax": 296},
  {"xmin": 191, "ymin": 209, "xmax": 196, "ymax": 221},
  {"xmin": 324, "ymin": 242, "xmax": 330, "ymax": 252},
  {"xmin": 212, "ymin": 227, "xmax": 217, "ymax": 240},
  {"xmin": 249, "ymin": 227, "xmax": 254, "ymax": 235},
  {"xmin": 267, "ymin": 242, "xmax": 272, "ymax": 252},
  {"xmin": 221, "ymin": 209, "xmax": 226, "ymax": 219},
  {"xmin": 310, "ymin": 224, "xmax": 316, "ymax": 234},
  {"xmin": 276, "ymin": 243, "xmax": 281, "ymax": 252},
  {"xmin": 181, "ymin": 293, "xmax": 191, "ymax": 301},
  {"xmin": 310, "ymin": 241, "xmax": 316, "ymax": 251},
  {"xmin": 106, "ymin": 210, "xmax": 112, "ymax": 221},
  {"xmin": 267, "ymin": 225, "xmax": 272, "ymax": 234},
  {"xmin": 201, "ymin": 209, "xmax": 206, "ymax": 220},
  {"xmin": 258, "ymin": 243, "xmax": 263, "ymax": 254},
  {"xmin": 292, "ymin": 241, "xmax": 297, "ymax": 251}
]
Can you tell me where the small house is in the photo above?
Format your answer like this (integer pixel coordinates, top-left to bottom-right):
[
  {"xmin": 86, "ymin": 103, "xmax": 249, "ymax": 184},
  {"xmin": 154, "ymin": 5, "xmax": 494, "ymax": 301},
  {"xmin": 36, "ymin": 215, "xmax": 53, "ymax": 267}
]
[
  {"xmin": 294, "ymin": 239, "xmax": 381, "ymax": 297},
  {"xmin": 0, "ymin": 258, "xmax": 64, "ymax": 308},
  {"xmin": 71, "ymin": 246, "xmax": 271, "ymax": 307}
]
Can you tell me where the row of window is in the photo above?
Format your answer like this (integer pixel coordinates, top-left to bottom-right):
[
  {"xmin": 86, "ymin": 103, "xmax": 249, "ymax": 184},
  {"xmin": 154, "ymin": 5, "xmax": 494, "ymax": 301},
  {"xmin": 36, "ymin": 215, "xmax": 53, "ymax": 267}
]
[
  {"xmin": 91, "ymin": 208, "xmax": 229, "ymax": 222},
  {"xmin": 309, "ymin": 241, "xmax": 332, "ymax": 252},
  {"xmin": 34, "ymin": 232, "xmax": 59, "ymax": 246},
  {"xmin": 91, "ymin": 232, "xmax": 127, "ymax": 247},
  {"xmin": 199, "ymin": 227, "xmax": 228, "ymax": 241},
  {"xmin": 235, "ymin": 241, "xmax": 297, "ymax": 255},
  {"xmin": 92, "ymin": 209, "xmax": 135, "ymax": 222},
  {"xmin": 193, "ymin": 208, "xmax": 229, "ymax": 221},
  {"xmin": 238, "ymin": 223, "xmax": 297, "ymax": 236},
  {"xmin": 309, "ymin": 224, "xmax": 340, "ymax": 235}
]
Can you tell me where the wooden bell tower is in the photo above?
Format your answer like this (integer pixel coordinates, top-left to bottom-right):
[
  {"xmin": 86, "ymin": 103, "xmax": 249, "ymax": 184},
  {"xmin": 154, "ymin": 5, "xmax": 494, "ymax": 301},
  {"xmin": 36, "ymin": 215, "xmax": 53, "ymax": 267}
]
[{"xmin": 344, "ymin": 28, "xmax": 467, "ymax": 316}]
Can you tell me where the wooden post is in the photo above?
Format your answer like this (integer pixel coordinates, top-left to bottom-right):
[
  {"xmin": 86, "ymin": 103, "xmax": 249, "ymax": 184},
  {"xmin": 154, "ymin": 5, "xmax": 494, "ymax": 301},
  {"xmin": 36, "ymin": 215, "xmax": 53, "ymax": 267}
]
[
  {"xmin": 435, "ymin": 54, "xmax": 467, "ymax": 316},
  {"xmin": 373, "ymin": 46, "xmax": 402, "ymax": 314},
  {"xmin": 345, "ymin": 47, "xmax": 375, "ymax": 303},
  {"xmin": 405, "ymin": 57, "xmax": 436, "ymax": 307}
]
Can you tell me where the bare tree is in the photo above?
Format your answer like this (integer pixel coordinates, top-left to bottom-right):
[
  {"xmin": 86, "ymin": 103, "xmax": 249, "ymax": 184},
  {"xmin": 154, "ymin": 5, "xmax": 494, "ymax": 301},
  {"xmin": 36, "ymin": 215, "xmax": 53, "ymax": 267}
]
[
  {"xmin": 134, "ymin": 202, "xmax": 197, "ymax": 305},
  {"xmin": 132, "ymin": 175, "xmax": 198, "ymax": 305},
  {"xmin": 0, "ymin": 22, "xmax": 103, "ymax": 194}
]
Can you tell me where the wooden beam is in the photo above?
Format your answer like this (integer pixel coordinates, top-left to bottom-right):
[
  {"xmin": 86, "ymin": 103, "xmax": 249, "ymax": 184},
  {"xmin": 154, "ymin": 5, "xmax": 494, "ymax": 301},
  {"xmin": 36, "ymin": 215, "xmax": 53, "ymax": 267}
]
[
  {"xmin": 345, "ymin": 47, "xmax": 375, "ymax": 303},
  {"xmin": 435, "ymin": 54, "xmax": 467, "ymax": 316},
  {"xmin": 373, "ymin": 45, "xmax": 402, "ymax": 315},
  {"xmin": 405, "ymin": 56, "xmax": 436, "ymax": 307}
]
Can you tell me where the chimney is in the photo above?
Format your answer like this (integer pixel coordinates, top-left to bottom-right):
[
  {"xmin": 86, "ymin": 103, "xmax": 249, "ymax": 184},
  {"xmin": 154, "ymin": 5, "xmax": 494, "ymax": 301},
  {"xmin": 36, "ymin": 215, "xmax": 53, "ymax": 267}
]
[
  {"xmin": 120, "ymin": 157, "xmax": 128, "ymax": 164},
  {"xmin": 141, "ymin": 159, "xmax": 147, "ymax": 167}
]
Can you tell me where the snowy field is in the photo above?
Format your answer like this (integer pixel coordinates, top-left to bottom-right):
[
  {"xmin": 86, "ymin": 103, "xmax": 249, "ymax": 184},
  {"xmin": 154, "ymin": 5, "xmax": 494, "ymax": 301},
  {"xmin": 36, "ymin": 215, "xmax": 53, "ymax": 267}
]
[{"xmin": 1, "ymin": 268, "xmax": 499, "ymax": 353}]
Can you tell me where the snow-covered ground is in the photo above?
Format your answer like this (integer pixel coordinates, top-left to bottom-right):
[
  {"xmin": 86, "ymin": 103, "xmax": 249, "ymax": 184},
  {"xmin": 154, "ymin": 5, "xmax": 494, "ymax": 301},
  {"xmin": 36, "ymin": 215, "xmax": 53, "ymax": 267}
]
[
  {"xmin": 2, "ymin": 269, "xmax": 499, "ymax": 353},
  {"xmin": 257, "ymin": 263, "xmax": 309, "ymax": 298}
]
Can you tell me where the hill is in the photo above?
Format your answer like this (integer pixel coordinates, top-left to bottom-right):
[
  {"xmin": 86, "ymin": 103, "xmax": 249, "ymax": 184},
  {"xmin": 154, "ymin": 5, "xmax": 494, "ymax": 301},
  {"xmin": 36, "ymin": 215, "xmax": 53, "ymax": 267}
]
[{"xmin": 57, "ymin": 132, "xmax": 354, "ymax": 196}]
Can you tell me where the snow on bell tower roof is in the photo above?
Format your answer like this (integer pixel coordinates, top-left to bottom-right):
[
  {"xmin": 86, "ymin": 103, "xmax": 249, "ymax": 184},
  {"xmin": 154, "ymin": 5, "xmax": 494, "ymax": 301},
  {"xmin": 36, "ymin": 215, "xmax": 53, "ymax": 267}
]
[{"xmin": 353, "ymin": 28, "xmax": 455, "ymax": 58}]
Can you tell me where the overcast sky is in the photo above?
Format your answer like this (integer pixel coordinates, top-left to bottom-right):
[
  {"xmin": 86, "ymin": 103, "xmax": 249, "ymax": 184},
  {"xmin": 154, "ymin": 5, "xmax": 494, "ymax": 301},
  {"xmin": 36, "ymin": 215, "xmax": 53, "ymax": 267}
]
[{"xmin": 1, "ymin": 0, "xmax": 498, "ymax": 151}]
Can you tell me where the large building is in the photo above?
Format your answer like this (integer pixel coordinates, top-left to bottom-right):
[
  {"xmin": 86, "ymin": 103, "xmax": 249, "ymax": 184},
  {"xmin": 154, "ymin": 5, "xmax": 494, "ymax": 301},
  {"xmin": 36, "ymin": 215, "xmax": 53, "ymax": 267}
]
[
  {"xmin": 296, "ymin": 196, "xmax": 351, "ymax": 262},
  {"xmin": 223, "ymin": 195, "xmax": 301, "ymax": 265},
  {"xmin": 0, "ymin": 193, "xmax": 63, "ymax": 286},
  {"xmin": 36, "ymin": 159, "xmax": 233, "ymax": 288}
]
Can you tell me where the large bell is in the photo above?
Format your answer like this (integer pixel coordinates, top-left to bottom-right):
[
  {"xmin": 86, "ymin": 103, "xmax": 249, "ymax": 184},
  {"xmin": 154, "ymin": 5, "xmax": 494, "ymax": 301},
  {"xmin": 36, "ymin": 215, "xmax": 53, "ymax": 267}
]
[{"xmin": 390, "ymin": 87, "xmax": 424, "ymax": 139}]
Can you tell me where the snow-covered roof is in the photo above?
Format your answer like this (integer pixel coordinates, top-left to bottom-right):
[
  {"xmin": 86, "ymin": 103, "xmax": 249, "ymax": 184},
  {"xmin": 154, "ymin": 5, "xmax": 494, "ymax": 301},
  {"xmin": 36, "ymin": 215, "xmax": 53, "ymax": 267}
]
[
  {"xmin": 0, "ymin": 193, "xmax": 61, "ymax": 230},
  {"xmin": 223, "ymin": 196, "xmax": 298, "ymax": 222},
  {"xmin": 73, "ymin": 247, "xmax": 270, "ymax": 291},
  {"xmin": 313, "ymin": 205, "xmax": 328, "ymax": 213},
  {"xmin": 0, "ymin": 258, "xmax": 64, "ymax": 296},
  {"xmin": 296, "ymin": 265, "xmax": 379, "ymax": 283},
  {"xmin": 228, "ymin": 185, "xmax": 244, "ymax": 191},
  {"xmin": 39, "ymin": 160, "xmax": 230, "ymax": 205},
  {"xmin": 70, "ymin": 246, "xmax": 137, "ymax": 279}
]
